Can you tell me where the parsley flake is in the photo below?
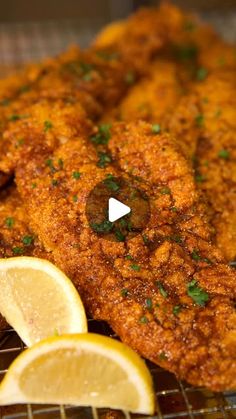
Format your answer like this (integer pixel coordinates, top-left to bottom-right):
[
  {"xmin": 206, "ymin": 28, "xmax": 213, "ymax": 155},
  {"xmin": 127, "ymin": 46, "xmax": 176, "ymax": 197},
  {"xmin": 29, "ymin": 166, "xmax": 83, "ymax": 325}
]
[
  {"xmin": 218, "ymin": 149, "xmax": 230, "ymax": 160},
  {"xmin": 12, "ymin": 246, "xmax": 24, "ymax": 255},
  {"xmin": 145, "ymin": 298, "xmax": 153, "ymax": 310},
  {"xmin": 22, "ymin": 235, "xmax": 34, "ymax": 246},
  {"xmin": 187, "ymin": 279, "xmax": 209, "ymax": 306},
  {"xmin": 139, "ymin": 316, "xmax": 149, "ymax": 324},
  {"xmin": 159, "ymin": 351, "xmax": 168, "ymax": 360},
  {"xmin": 91, "ymin": 220, "xmax": 113, "ymax": 233},
  {"xmin": 44, "ymin": 120, "xmax": 53, "ymax": 132},
  {"xmin": 97, "ymin": 152, "xmax": 112, "ymax": 168},
  {"xmin": 51, "ymin": 179, "xmax": 58, "ymax": 187},
  {"xmin": 195, "ymin": 114, "xmax": 204, "ymax": 127},
  {"xmin": 125, "ymin": 71, "xmax": 135, "ymax": 85},
  {"xmin": 90, "ymin": 124, "xmax": 111, "ymax": 145},
  {"xmin": 195, "ymin": 174, "xmax": 206, "ymax": 183},
  {"xmin": 173, "ymin": 305, "xmax": 182, "ymax": 316},
  {"xmin": 130, "ymin": 264, "xmax": 140, "ymax": 271},
  {"xmin": 121, "ymin": 288, "xmax": 129, "ymax": 297},
  {"xmin": 151, "ymin": 124, "xmax": 161, "ymax": 134},
  {"xmin": 72, "ymin": 171, "xmax": 81, "ymax": 180},
  {"xmin": 196, "ymin": 67, "xmax": 208, "ymax": 81},
  {"xmin": 103, "ymin": 174, "xmax": 120, "ymax": 192},
  {"xmin": 5, "ymin": 217, "xmax": 15, "ymax": 228},
  {"xmin": 156, "ymin": 281, "xmax": 168, "ymax": 298},
  {"xmin": 160, "ymin": 187, "xmax": 171, "ymax": 195},
  {"xmin": 115, "ymin": 229, "xmax": 125, "ymax": 242}
]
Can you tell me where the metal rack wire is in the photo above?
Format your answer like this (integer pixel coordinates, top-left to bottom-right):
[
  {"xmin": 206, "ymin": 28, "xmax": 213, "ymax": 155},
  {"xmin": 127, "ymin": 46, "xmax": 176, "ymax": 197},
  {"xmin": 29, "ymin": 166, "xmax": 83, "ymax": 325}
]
[{"xmin": 0, "ymin": 319, "xmax": 235, "ymax": 419}]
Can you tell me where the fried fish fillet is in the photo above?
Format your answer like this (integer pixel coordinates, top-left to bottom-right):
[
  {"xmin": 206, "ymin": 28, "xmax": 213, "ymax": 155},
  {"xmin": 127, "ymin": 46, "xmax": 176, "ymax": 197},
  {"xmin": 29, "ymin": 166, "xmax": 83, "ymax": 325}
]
[
  {"xmin": 3, "ymin": 94, "xmax": 235, "ymax": 391},
  {"xmin": 0, "ymin": 2, "xmax": 235, "ymax": 392},
  {"xmin": 169, "ymin": 70, "xmax": 236, "ymax": 262}
]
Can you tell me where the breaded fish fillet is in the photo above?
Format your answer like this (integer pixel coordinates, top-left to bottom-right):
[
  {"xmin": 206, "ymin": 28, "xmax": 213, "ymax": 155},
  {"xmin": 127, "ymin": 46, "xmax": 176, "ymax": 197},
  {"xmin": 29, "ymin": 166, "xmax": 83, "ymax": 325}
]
[
  {"xmin": 169, "ymin": 70, "xmax": 236, "ymax": 262},
  {"xmin": 3, "ymin": 96, "xmax": 235, "ymax": 391}
]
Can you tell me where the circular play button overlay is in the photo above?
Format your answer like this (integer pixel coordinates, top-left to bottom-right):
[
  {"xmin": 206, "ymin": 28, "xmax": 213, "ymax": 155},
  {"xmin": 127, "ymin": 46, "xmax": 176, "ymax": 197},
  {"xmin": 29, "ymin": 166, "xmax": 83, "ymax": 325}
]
[{"xmin": 86, "ymin": 175, "xmax": 150, "ymax": 242}]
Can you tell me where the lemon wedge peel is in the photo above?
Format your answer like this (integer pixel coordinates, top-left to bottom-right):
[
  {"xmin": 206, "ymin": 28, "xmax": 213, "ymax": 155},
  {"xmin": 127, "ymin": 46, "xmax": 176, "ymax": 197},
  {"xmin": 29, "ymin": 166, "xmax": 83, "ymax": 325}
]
[
  {"xmin": 0, "ymin": 333, "xmax": 155, "ymax": 415},
  {"xmin": 0, "ymin": 257, "xmax": 87, "ymax": 346}
]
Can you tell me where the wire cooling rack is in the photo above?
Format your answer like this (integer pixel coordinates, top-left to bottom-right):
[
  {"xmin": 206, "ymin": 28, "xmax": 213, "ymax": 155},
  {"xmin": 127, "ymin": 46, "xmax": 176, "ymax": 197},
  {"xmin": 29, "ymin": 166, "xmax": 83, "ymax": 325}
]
[{"xmin": 0, "ymin": 319, "xmax": 236, "ymax": 419}]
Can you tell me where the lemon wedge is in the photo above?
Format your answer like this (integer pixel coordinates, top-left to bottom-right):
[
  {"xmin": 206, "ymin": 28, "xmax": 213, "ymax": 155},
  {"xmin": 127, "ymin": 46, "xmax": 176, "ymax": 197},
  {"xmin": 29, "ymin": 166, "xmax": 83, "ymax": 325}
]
[
  {"xmin": 0, "ymin": 257, "xmax": 87, "ymax": 346},
  {"xmin": 0, "ymin": 334, "xmax": 155, "ymax": 414}
]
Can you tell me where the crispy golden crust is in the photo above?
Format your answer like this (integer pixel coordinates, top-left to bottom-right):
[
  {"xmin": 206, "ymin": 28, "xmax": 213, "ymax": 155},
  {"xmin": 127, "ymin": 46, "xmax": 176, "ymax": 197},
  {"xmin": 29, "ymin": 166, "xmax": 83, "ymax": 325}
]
[
  {"xmin": 169, "ymin": 70, "xmax": 236, "ymax": 261},
  {"xmin": 5, "ymin": 108, "xmax": 235, "ymax": 391},
  {"xmin": 113, "ymin": 59, "xmax": 184, "ymax": 124},
  {"xmin": 0, "ymin": 2, "xmax": 235, "ymax": 391}
]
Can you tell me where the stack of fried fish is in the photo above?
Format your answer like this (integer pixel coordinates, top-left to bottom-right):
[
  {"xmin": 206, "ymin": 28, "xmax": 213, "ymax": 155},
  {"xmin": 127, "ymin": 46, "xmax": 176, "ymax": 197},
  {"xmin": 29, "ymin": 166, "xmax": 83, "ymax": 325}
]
[{"xmin": 0, "ymin": 3, "xmax": 235, "ymax": 391}]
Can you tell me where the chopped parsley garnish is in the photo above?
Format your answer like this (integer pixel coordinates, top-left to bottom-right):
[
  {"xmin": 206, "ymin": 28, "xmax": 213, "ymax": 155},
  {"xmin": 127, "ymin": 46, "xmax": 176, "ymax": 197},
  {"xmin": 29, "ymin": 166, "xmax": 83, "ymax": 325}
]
[
  {"xmin": 0, "ymin": 98, "xmax": 10, "ymax": 106},
  {"xmin": 159, "ymin": 351, "xmax": 168, "ymax": 360},
  {"xmin": 8, "ymin": 114, "xmax": 23, "ymax": 121},
  {"xmin": 156, "ymin": 281, "xmax": 168, "ymax": 298},
  {"xmin": 160, "ymin": 187, "xmax": 171, "ymax": 195},
  {"xmin": 45, "ymin": 159, "xmax": 56, "ymax": 172},
  {"xmin": 187, "ymin": 279, "xmax": 209, "ymax": 306},
  {"xmin": 115, "ymin": 229, "xmax": 125, "ymax": 242},
  {"xmin": 96, "ymin": 51, "xmax": 119, "ymax": 61},
  {"xmin": 191, "ymin": 249, "xmax": 201, "ymax": 261},
  {"xmin": 214, "ymin": 109, "xmax": 222, "ymax": 118},
  {"xmin": 191, "ymin": 249, "xmax": 212, "ymax": 264},
  {"xmin": 97, "ymin": 152, "xmax": 112, "ymax": 168},
  {"xmin": 173, "ymin": 305, "xmax": 182, "ymax": 316},
  {"xmin": 196, "ymin": 67, "xmax": 208, "ymax": 81},
  {"xmin": 125, "ymin": 254, "xmax": 133, "ymax": 260},
  {"xmin": 72, "ymin": 171, "xmax": 81, "ymax": 180},
  {"xmin": 62, "ymin": 61, "xmax": 94, "ymax": 80},
  {"xmin": 142, "ymin": 234, "xmax": 149, "ymax": 244},
  {"xmin": 218, "ymin": 149, "xmax": 230, "ymax": 160},
  {"xmin": 125, "ymin": 71, "xmax": 135, "ymax": 85},
  {"xmin": 174, "ymin": 44, "xmax": 198, "ymax": 61},
  {"xmin": 58, "ymin": 158, "xmax": 63, "ymax": 169},
  {"xmin": 151, "ymin": 124, "xmax": 161, "ymax": 134},
  {"xmin": 121, "ymin": 288, "xmax": 129, "ymax": 297},
  {"xmin": 19, "ymin": 85, "xmax": 30, "ymax": 93},
  {"xmin": 183, "ymin": 20, "xmax": 196, "ymax": 32},
  {"xmin": 130, "ymin": 264, "xmax": 140, "ymax": 271},
  {"xmin": 44, "ymin": 120, "xmax": 53, "ymax": 132},
  {"xmin": 90, "ymin": 124, "xmax": 111, "ymax": 145},
  {"xmin": 170, "ymin": 206, "xmax": 178, "ymax": 212},
  {"xmin": 168, "ymin": 234, "xmax": 183, "ymax": 244},
  {"xmin": 91, "ymin": 220, "xmax": 113, "ymax": 233},
  {"xmin": 15, "ymin": 138, "xmax": 24, "ymax": 148},
  {"xmin": 103, "ymin": 174, "xmax": 120, "ymax": 192},
  {"xmin": 195, "ymin": 174, "xmax": 206, "ymax": 183},
  {"xmin": 51, "ymin": 179, "xmax": 58, "ymax": 186},
  {"xmin": 22, "ymin": 235, "xmax": 34, "ymax": 246},
  {"xmin": 139, "ymin": 316, "xmax": 149, "ymax": 324},
  {"xmin": 195, "ymin": 114, "xmax": 204, "ymax": 127},
  {"xmin": 79, "ymin": 62, "xmax": 94, "ymax": 81},
  {"xmin": 12, "ymin": 246, "xmax": 24, "ymax": 255},
  {"xmin": 145, "ymin": 298, "xmax": 153, "ymax": 310},
  {"xmin": 32, "ymin": 182, "xmax": 37, "ymax": 189},
  {"xmin": 73, "ymin": 195, "xmax": 78, "ymax": 202},
  {"xmin": 5, "ymin": 217, "xmax": 14, "ymax": 228}
]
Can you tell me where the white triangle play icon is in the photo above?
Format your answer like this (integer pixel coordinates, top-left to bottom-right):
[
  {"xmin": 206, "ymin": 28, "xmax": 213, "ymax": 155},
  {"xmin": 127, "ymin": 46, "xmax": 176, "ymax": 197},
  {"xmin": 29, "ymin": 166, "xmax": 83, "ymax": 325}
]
[{"xmin": 108, "ymin": 197, "xmax": 131, "ymax": 222}]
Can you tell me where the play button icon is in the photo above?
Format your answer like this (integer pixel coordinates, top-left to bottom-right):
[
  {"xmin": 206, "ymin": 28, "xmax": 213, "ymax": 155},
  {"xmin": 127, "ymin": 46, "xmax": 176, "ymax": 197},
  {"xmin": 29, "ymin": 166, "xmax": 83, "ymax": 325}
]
[
  {"xmin": 108, "ymin": 198, "xmax": 131, "ymax": 222},
  {"xmin": 86, "ymin": 176, "xmax": 150, "ymax": 242}
]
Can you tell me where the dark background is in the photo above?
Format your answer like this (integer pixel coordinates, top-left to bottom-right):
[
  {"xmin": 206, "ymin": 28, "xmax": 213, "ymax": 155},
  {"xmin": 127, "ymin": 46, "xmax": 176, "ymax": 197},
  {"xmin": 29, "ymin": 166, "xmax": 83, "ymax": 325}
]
[{"xmin": 1, "ymin": 0, "xmax": 236, "ymax": 23}]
